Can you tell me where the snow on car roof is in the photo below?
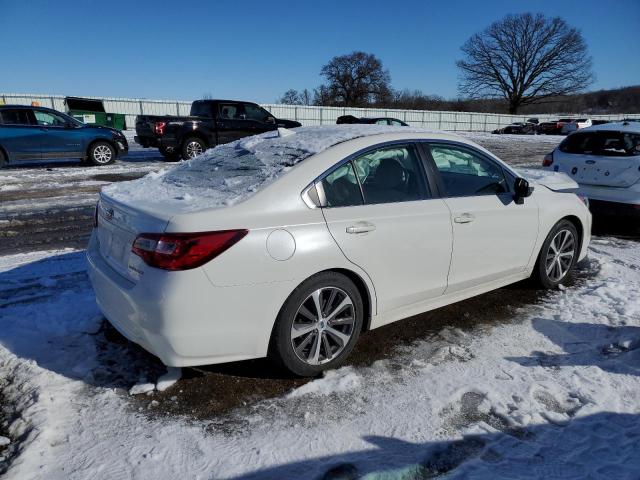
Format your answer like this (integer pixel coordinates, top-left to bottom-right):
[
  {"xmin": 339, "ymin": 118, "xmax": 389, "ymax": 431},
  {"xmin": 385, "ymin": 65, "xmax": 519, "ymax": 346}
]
[{"xmin": 102, "ymin": 125, "xmax": 441, "ymax": 213}]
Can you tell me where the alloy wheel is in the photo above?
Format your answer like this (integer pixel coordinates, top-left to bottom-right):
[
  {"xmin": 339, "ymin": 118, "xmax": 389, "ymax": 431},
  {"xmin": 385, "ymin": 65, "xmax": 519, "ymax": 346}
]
[
  {"xmin": 290, "ymin": 287, "xmax": 356, "ymax": 365},
  {"xmin": 93, "ymin": 144, "xmax": 113, "ymax": 164},
  {"xmin": 545, "ymin": 229, "xmax": 576, "ymax": 282},
  {"xmin": 185, "ymin": 141, "xmax": 203, "ymax": 158}
]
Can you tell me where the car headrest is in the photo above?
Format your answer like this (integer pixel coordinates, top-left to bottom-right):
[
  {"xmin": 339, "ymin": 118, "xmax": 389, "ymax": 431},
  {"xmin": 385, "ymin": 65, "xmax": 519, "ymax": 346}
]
[{"xmin": 375, "ymin": 158, "xmax": 407, "ymax": 190}]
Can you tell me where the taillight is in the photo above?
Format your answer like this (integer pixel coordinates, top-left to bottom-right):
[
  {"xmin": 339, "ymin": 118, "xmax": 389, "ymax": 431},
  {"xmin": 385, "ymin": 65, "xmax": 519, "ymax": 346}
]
[
  {"xmin": 542, "ymin": 151, "xmax": 554, "ymax": 167},
  {"xmin": 556, "ymin": 122, "xmax": 564, "ymax": 129},
  {"xmin": 154, "ymin": 121, "xmax": 166, "ymax": 135},
  {"xmin": 131, "ymin": 230, "xmax": 248, "ymax": 271}
]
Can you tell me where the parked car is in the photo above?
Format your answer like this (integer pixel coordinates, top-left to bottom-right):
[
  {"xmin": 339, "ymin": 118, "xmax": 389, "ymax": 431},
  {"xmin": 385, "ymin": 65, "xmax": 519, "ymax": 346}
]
[
  {"xmin": 88, "ymin": 126, "xmax": 591, "ymax": 376},
  {"xmin": 0, "ymin": 105, "xmax": 128, "ymax": 167},
  {"xmin": 542, "ymin": 122, "xmax": 640, "ymax": 218},
  {"xmin": 561, "ymin": 118, "xmax": 593, "ymax": 135},
  {"xmin": 537, "ymin": 118, "xmax": 574, "ymax": 135},
  {"xmin": 134, "ymin": 99, "xmax": 301, "ymax": 161},
  {"xmin": 336, "ymin": 115, "xmax": 409, "ymax": 126},
  {"xmin": 493, "ymin": 119, "xmax": 538, "ymax": 135}
]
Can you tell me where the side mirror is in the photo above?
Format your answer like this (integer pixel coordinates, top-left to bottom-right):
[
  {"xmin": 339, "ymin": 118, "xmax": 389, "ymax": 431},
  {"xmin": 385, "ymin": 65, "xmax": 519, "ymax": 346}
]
[
  {"xmin": 265, "ymin": 116, "xmax": 276, "ymax": 124},
  {"xmin": 514, "ymin": 177, "xmax": 534, "ymax": 204}
]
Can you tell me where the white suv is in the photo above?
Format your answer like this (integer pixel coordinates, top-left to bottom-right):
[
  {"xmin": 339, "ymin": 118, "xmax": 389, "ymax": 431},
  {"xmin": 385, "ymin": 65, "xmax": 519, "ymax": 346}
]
[{"xmin": 543, "ymin": 122, "xmax": 640, "ymax": 217}]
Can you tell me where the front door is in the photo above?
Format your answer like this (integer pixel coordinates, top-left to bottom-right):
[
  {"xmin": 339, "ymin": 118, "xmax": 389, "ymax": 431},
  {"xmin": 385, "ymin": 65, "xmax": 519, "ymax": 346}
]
[
  {"xmin": 33, "ymin": 109, "xmax": 84, "ymax": 160},
  {"xmin": 320, "ymin": 143, "xmax": 453, "ymax": 314},
  {"xmin": 426, "ymin": 143, "xmax": 539, "ymax": 293},
  {"xmin": 216, "ymin": 102, "xmax": 253, "ymax": 144}
]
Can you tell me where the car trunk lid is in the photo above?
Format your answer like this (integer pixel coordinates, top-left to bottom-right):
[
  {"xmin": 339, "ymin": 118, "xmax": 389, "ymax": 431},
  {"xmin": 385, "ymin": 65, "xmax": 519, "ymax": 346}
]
[
  {"xmin": 96, "ymin": 193, "xmax": 171, "ymax": 281},
  {"xmin": 555, "ymin": 150, "xmax": 640, "ymax": 187}
]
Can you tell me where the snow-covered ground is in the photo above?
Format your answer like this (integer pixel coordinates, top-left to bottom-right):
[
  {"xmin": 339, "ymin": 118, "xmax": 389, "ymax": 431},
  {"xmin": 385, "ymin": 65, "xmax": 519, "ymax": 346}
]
[{"xmin": 1, "ymin": 235, "xmax": 639, "ymax": 479}]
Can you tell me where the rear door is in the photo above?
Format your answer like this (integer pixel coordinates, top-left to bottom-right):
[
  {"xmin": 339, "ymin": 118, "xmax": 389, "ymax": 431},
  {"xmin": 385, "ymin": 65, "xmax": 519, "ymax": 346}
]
[
  {"xmin": 425, "ymin": 142, "xmax": 539, "ymax": 293},
  {"xmin": 0, "ymin": 109, "xmax": 41, "ymax": 161},
  {"xmin": 555, "ymin": 131, "xmax": 640, "ymax": 187},
  {"xmin": 320, "ymin": 142, "xmax": 452, "ymax": 314}
]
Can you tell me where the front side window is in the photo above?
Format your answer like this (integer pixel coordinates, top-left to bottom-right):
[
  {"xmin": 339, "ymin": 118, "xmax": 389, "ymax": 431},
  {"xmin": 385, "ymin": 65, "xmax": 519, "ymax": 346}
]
[
  {"xmin": 33, "ymin": 110, "xmax": 67, "ymax": 126},
  {"xmin": 0, "ymin": 109, "xmax": 32, "ymax": 125},
  {"xmin": 243, "ymin": 104, "xmax": 271, "ymax": 122},
  {"xmin": 353, "ymin": 144, "xmax": 429, "ymax": 204},
  {"xmin": 375, "ymin": 119, "xmax": 389, "ymax": 125},
  {"xmin": 429, "ymin": 144, "xmax": 508, "ymax": 196}
]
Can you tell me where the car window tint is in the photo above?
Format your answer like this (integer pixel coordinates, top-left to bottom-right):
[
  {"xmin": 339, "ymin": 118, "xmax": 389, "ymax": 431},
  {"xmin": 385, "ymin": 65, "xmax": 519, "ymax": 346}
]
[
  {"xmin": 0, "ymin": 109, "xmax": 32, "ymax": 125},
  {"xmin": 390, "ymin": 120, "xmax": 404, "ymax": 126},
  {"xmin": 560, "ymin": 132, "xmax": 640, "ymax": 157},
  {"xmin": 33, "ymin": 110, "xmax": 67, "ymax": 126},
  {"xmin": 218, "ymin": 103, "xmax": 240, "ymax": 119},
  {"xmin": 353, "ymin": 144, "xmax": 430, "ymax": 204},
  {"xmin": 321, "ymin": 162, "xmax": 363, "ymax": 207},
  {"xmin": 243, "ymin": 104, "xmax": 269, "ymax": 122},
  {"xmin": 429, "ymin": 145, "xmax": 508, "ymax": 196},
  {"xmin": 375, "ymin": 119, "xmax": 389, "ymax": 125}
]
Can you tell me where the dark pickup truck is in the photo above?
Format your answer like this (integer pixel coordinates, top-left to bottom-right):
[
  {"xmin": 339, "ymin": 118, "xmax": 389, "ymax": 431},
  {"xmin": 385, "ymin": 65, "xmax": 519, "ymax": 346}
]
[{"xmin": 135, "ymin": 99, "xmax": 302, "ymax": 160}]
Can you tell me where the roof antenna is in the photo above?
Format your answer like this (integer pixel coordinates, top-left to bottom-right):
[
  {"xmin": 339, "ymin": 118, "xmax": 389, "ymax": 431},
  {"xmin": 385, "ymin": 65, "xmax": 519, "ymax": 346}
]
[{"xmin": 278, "ymin": 127, "xmax": 296, "ymax": 138}]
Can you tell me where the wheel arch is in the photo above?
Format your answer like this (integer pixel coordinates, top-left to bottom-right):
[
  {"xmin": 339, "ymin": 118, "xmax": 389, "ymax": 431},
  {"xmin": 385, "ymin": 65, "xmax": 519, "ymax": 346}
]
[
  {"xmin": 560, "ymin": 214, "xmax": 585, "ymax": 254},
  {"xmin": 328, "ymin": 268, "xmax": 373, "ymax": 332}
]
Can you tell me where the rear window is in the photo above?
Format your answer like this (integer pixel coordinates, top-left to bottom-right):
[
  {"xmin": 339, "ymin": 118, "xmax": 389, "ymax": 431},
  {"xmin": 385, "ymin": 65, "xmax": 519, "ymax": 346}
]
[
  {"xmin": 560, "ymin": 132, "xmax": 640, "ymax": 156},
  {"xmin": 0, "ymin": 109, "xmax": 32, "ymax": 125}
]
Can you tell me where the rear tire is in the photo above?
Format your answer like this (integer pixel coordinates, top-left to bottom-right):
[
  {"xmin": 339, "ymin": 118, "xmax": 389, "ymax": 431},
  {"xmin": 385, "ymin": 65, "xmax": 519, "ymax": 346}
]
[
  {"xmin": 159, "ymin": 147, "xmax": 180, "ymax": 162},
  {"xmin": 181, "ymin": 137, "xmax": 207, "ymax": 160},
  {"xmin": 532, "ymin": 219, "xmax": 579, "ymax": 289},
  {"xmin": 87, "ymin": 141, "xmax": 115, "ymax": 166},
  {"xmin": 269, "ymin": 272, "xmax": 364, "ymax": 377}
]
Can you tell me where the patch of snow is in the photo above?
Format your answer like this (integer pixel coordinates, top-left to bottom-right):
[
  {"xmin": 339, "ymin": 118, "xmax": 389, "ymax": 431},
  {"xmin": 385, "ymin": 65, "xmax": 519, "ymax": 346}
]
[
  {"xmin": 155, "ymin": 368, "xmax": 181, "ymax": 392},
  {"xmin": 287, "ymin": 367, "xmax": 362, "ymax": 398},
  {"xmin": 129, "ymin": 382, "xmax": 155, "ymax": 396},
  {"xmin": 0, "ymin": 436, "xmax": 10, "ymax": 447}
]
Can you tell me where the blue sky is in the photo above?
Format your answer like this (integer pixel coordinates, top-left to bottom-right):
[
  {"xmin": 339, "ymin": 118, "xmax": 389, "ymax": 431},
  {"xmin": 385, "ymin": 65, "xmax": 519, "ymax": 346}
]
[{"xmin": 1, "ymin": 0, "xmax": 638, "ymax": 102}]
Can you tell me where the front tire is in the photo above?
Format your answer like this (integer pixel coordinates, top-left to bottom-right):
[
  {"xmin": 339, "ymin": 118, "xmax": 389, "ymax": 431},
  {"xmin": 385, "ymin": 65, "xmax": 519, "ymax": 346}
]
[
  {"xmin": 532, "ymin": 220, "xmax": 579, "ymax": 289},
  {"xmin": 181, "ymin": 137, "xmax": 207, "ymax": 160},
  {"xmin": 159, "ymin": 146, "xmax": 180, "ymax": 162},
  {"xmin": 269, "ymin": 272, "xmax": 364, "ymax": 377},
  {"xmin": 87, "ymin": 141, "xmax": 115, "ymax": 166}
]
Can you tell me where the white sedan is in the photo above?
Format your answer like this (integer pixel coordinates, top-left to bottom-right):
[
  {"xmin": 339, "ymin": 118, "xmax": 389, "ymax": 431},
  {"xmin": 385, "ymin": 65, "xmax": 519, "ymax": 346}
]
[
  {"xmin": 543, "ymin": 122, "xmax": 640, "ymax": 218},
  {"xmin": 87, "ymin": 126, "xmax": 591, "ymax": 376}
]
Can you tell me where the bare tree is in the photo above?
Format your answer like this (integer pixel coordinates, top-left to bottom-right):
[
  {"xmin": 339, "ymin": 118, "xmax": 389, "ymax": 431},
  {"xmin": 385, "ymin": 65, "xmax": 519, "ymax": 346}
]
[
  {"xmin": 320, "ymin": 51, "xmax": 391, "ymax": 107},
  {"xmin": 457, "ymin": 13, "xmax": 594, "ymax": 113},
  {"xmin": 278, "ymin": 89, "xmax": 303, "ymax": 105}
]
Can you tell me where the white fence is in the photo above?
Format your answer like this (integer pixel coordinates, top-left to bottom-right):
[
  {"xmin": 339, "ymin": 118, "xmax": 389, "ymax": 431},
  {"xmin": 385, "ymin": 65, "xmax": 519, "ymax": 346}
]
[{"xmin": 1, "ymin": 93, "xmax": 638, "ymax": 132}]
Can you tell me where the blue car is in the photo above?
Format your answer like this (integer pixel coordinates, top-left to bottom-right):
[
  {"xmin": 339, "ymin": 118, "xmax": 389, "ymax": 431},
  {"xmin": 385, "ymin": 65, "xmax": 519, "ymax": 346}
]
[{"xmin": 0, "ymin": 105, "xmax": 128, "ymax": 167}]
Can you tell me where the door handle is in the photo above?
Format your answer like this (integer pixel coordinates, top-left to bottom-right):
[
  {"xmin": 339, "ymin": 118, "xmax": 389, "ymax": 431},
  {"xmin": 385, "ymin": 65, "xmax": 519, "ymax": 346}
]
[
  {"xmin": 346, "ymin": 222, "xmax": 376, "ymax": 234},
  {"xmin": 454, "ymin": 213, "xmax": 475, "ymax": 224}
]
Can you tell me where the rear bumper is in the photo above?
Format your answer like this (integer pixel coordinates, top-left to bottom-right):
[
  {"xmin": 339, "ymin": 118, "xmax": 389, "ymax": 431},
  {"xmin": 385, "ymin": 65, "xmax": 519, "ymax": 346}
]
[
  {"xmin": 86, "ymin": 231, "xmax": 283, "ymax": 367},
  {"xmin": 134, "ymin": 135, "xmax": 179, "ymax": 150}
]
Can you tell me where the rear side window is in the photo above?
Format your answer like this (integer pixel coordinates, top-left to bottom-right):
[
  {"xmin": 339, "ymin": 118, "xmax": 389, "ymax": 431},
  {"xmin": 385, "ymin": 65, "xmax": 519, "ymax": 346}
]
[
  {"xmin": 353, "ymin": 144, "xmax": 430, "ymax": 204},
  {"xmin": 218, "ymin": 103, "xmax": 241, "ymax": 119},
  {"xmin": 321, "ymin": 162, "xmax": 362, "ymax": 207},
  {"xmin": 0, "ymin": 109, "xmax": 32, "ymax": 125},
  {"xmin": 429, "ymin": 144, "xmax": 508, "ymax": 197}
]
